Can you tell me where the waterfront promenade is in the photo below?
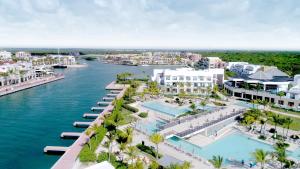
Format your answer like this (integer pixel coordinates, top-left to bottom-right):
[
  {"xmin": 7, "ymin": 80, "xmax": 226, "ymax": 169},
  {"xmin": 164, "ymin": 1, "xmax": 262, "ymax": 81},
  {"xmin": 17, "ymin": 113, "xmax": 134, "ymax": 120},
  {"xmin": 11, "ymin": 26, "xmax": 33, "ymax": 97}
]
[
  {"xmin": 0, "ymin": 74, "xmax": 64, "ymax": 97},
  {"xmin": 50, "ymin": 81, "xmax": 129, "ymax": 169}
]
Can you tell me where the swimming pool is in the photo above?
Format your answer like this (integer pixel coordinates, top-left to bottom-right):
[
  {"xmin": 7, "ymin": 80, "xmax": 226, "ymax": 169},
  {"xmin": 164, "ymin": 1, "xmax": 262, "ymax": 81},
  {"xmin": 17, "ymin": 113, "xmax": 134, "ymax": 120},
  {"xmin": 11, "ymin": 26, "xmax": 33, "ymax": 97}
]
[
  {"xmin": 142, "ymin": 101, "xmax": 190, "ymax": 117},
  {"xmin": 135, "ymin": 120, "xmax": 166, "ymax": 135},
  {"xmin": 235, "ymin": 101, "xmax": 260, "ymax": 109},
  {"xmin": 167, "ymin": 131, "xmax": 300, "ymax": 164}
]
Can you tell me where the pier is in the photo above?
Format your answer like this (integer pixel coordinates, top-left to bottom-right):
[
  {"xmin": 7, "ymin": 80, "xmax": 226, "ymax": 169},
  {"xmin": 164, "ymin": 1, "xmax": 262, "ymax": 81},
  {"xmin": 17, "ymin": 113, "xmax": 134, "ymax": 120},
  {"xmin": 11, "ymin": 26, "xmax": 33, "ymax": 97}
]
[
  {"xmin": 91, "ymin": 106, "xmax": 106, "ymax": 111},
  {"xmin": 73, "ymin": 122, "xmax": 92, "ymax": 127},
  {"xmin": 83, "ymin": 113, "xmax": 99, "ymax": 118},
  {"xmin": 0, "ymin": 74, "xmax": 64, "ymax": 97},
  {"xmin": 50, "ymin": 81, "xmax": 129, "ymax": 169},
  {"xmin": 110, "ymin": 90, "xmax": 121, "ymax": 94},
  {"xmin": 44, "ymin": 146, "xmax": 69, "ymax": 154},
  {"xmin": 97, "ymin": 101, "xmax": 111, "ymax": 105},
  {"xmin": 60, "ymin": 132, "xmax": 82, "ymax": 139},
  {"xmin": 102, "ymin": 97, "xmax": 114, "ymax": 101},
  {"xmin": 106, "ymin": 93, "xmax": 118, "ymax": 97}
]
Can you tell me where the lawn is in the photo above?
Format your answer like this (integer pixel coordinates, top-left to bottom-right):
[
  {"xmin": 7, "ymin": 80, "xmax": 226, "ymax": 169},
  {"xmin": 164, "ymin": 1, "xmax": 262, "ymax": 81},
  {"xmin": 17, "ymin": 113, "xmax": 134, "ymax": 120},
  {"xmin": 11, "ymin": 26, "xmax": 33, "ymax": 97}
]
[{"xmin": 119, "ymin": 108, "xmax": 136, "ymax": 125}]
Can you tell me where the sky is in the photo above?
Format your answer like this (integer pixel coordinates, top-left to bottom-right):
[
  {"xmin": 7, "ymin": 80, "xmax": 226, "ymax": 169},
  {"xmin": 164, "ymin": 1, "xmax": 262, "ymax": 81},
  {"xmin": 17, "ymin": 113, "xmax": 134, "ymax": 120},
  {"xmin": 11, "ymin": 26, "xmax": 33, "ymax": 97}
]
[{"xmin": 0, "ymin": 0, "xmax": 300, "ymax": 50}]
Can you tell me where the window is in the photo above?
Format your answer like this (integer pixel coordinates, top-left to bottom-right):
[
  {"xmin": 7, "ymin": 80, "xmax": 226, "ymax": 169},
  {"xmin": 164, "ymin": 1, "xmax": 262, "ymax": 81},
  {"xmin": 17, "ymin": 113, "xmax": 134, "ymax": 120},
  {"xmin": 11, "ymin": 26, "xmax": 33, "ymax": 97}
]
[
  {"xmin": 166, "ymin": 76, "xmax": 170, "ymax": 80},
  {"xmin": 179, "ymin": 76, "xmax": 184, "ymax": 80},
  {"xmin": 198, "ymin": 76, "xmax": 204, "ymax": 81},
  {"xmin": 194, "ymin": 83, "xmax": 198, "ymax": 87},
  {"xmin": 193, "ymin": 76, "xmax": 197, "ymax": 81},
  {"xmin": 172, "ymin": 76, "xmax": 177, "ymax": 80},
  {"xmin": 186, "ymin": 76, "xmax": 191, "ymax": 81},
  {"xmin": 206, "ymin": 77, "xmax": 212, "ymax": 81}
]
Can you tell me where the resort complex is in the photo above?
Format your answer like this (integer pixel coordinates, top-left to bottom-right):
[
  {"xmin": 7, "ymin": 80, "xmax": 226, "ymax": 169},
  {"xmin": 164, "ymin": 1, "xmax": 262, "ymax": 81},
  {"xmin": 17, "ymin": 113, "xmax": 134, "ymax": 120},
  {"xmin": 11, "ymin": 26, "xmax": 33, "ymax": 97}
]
[{"xmin": 38, "ymin": 54, "xmax": 300, "ymax": 169}]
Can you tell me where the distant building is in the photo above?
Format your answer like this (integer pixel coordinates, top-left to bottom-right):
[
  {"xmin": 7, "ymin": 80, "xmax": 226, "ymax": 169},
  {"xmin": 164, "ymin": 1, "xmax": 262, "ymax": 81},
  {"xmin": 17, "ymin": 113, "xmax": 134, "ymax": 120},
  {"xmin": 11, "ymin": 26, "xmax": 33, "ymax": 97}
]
[
  {"xmin": 227, "ymin": 62, "xmax": 261, "ymax": 76},
  {"xmin": 152, "ymin": 68, "xmax": 224, "ymax": 95},
  {"xmin": 15, "ymin": 51, "xmax": 31, "ymax": 60},
  {"xmin": 48, "ymin": 55, "xmax": 76, "ymax": 65},
  {"xmin": 0, "ymin": 51, "xmax": 12, "ymax": 61},
  {"xmin": 194, "ymin": 57, "xmax": 225, "ymax": 70}
]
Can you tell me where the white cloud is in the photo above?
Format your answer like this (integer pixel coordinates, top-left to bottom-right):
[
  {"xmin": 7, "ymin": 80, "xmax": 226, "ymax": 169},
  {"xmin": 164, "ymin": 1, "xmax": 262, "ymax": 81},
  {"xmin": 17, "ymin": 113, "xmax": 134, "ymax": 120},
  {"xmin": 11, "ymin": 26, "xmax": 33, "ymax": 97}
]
[{"xmin": 0, "ymin": 0, "xmax": 299, "ymax": 50}]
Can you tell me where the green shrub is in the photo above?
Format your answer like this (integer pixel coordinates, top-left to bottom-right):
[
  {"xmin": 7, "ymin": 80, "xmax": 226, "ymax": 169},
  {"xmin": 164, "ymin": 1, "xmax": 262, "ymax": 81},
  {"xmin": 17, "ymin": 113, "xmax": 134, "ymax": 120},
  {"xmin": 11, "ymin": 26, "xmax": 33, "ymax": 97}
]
[
  {"xmin": 136, "ymin": 143, "xmax": 162, "ymax": 158},
  {"xmin": 79, "ymin": 146, "xmax": 97, "ymax": 162},
  {"xmin": 122, "ymin": 104, "xmax": 138, "ymax": 113},
  {"xmin": 138, "ymin": 112, "xmax": 148, "ymax": 118},
  {"xmin": 258, "ymin": 135, "xmax": 266, "ymax": 140}
]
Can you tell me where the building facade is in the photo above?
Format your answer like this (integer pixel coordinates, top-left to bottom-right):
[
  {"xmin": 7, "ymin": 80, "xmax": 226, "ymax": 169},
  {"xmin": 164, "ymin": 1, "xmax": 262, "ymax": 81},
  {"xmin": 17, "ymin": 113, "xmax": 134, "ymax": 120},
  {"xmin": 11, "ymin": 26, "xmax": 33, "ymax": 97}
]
[{"xmin": 152, "ymin": 68, "xmax": 224, "ymax": 95}]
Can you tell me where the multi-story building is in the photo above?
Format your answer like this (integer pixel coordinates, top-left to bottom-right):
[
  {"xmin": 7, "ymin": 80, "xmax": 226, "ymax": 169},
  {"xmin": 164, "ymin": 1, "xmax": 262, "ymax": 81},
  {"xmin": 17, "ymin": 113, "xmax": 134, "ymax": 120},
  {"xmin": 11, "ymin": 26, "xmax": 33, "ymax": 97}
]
[
  {"xmin": 194, "ymin": 57, "xmax": 226, "ymax": 70},
  {"xmin": 48, "ymin": 55, "xmax": 76, "ymax": 65},
  {"xmin": 224, "ymin": 66, "xmax": 300, "ymax": 110},
  {"xmin": 0, "ymin": 51, "xmax": 12, "ymax": 61},
  {"xmin": 227, "ymin": 62, "xmax": 261, "ymax": 76},
  {"xmin": 152, "ymin": 68, "xmax": 224, "ymax": 95},
  {"xmin": 15, "ymin": 51, "xmax": 31, "ymax": 60}
]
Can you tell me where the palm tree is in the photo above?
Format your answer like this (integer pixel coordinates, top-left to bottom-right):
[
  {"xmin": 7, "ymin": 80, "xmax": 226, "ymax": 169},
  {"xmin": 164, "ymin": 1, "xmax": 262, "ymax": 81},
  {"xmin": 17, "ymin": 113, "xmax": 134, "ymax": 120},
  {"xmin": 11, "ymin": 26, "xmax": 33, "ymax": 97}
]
[
  {"xmin": 285, "ymin": 117, "xmax": 293, "ymax": 138},
  {"xmin": 106, "ymin": 131, "xmax": 116, "ymax": 162},
  {"xmin": 213, "ymin": 85, "xmax": 219, "ymax": 101},
  {"xmin": 252, "ymin": 149, "xmax": 269, "ymax": 169},
  {"xmin": 182, "ymin": 161, "xmax": 191, "ymax": 169},
  {"xmin": 119, "ymin": 142, "xmax": 127, "ymax": 161},
  {"xmin": 277, "ymin": 91, "xmax": 285, "ymax": 108},
  {"xmin": 190, "ymin": 103, "xmax": 196, "ymax": 113},
  {"xmin": 251, "ymin": 99, "xmax": 258, "ymax": 110},
  {"xmin": 209, "ymin": 155, "xmax": 223, "ymax": 169},
  {"xmin": 126, "ymin": 146, "xmax": 138, "ymax": 164},
  {"xmin": 125, "ymin": 127, "xmax": 133, "ymax": 145},
  {"xmin": 206, "ymin": 86, "xmax": 212, "ymax": 97},
  {"xmin": 85, "ymin": 128, "xmax": 92, "ymax": 150},
  {"xmin": 272, "ymin": 114, "xmax": 282, "ymax": 138},
  {"xmin": 91, "ymin": 124, "xmax": 100, "ymax": 141},
  {"xmin": 200, "ymin": 100, "xmax": 207, "ymax": 111},
  {"xmin": 275, "ymin": 146, "xmax": 287, "ymax": 169},
  {"xmin": 259, "ymin": 119, "xmax": 266, "ymax": 134},
  {"xmin": 150, "ymin": 133, "xmax": 164, "ymax": 160}
]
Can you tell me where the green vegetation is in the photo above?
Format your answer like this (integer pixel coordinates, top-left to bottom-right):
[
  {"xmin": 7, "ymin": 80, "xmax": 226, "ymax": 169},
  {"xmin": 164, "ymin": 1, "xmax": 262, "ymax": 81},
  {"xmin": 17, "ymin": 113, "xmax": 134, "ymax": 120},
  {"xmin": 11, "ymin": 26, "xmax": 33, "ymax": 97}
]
[
  {"xmin": 252, "ymin": 149, "xmax": 269, "ymax": 169},
  {"xmin": 212, "ymin": 101, "xmax": 226, "ymax": 106},
  {"xmin": 136, "ymin": 143, "xmax": 162, "ymax": 159},
  {"xmin": 201, "ymin": 51, "xmax": 300, "ymax": 76},
  {"xmin": 209, "ymin": 155, "xmax": 224, "ymax": 169},
  {"xmin": 149, "ymin": 133, "xmax": 164, "ymax": 160},
  {"xmin": 138, "ymin": 112, "xmax": 148, "ymax": 118},
  {"xmin": 225, "ymin": 70, "xmax": 237, "ymax": 79},
  {"xmin": 122, "ymin": 104, "xmax": 139, "ymax": 113},
  {"xmin": 97, "ymin": 152, "xmax": 128, "ymax": 169},
  {"xmin": 79, "ymin": 126, "xmax": 107, "ymax": 162},
  {"xmin": 165, "ymin": 161, "xmax": 191, "ymax": 169}
]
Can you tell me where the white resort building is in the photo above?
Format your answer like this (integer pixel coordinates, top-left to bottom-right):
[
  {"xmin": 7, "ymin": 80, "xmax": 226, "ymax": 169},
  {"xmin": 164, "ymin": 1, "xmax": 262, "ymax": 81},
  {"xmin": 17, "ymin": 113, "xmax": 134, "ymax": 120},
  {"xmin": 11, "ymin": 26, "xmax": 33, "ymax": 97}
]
[
  {"xmin": 224, "ymin": 66, "xmax": 300, "ymax": 110},
  {"xmin": 0, "ymin": 51, "xmax": 12, "ymax": 61},
  {"xmin": 15, "ymin": 51, "xmax": 32, "ymax": 60},
  {"xmin": 152, "ymin": 68, "xmax": 224, "ymax": 95}
]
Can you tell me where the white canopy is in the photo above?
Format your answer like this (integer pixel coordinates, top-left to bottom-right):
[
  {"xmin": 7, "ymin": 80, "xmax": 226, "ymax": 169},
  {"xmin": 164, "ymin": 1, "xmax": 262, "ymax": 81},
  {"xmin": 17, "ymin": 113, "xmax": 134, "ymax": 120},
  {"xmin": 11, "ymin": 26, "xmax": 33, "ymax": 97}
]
[{"xmin": 84, "ymin": 161, "xmax": 115, "ymax": 169}]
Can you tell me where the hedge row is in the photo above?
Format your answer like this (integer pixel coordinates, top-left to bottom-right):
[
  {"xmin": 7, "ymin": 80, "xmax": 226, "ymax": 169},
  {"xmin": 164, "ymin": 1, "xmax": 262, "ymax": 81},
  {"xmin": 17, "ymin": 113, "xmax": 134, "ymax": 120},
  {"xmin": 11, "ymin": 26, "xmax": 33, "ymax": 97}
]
[{"xmin": 122, "ymin": 104, "xmax": 139, "ymax": 113}]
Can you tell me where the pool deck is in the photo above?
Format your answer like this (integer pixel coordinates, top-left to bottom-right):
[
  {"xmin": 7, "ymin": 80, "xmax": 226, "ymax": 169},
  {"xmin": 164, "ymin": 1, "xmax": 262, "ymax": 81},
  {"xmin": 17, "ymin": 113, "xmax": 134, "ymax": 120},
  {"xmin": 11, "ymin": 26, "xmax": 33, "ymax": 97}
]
[{"xmin": 50, "ymin": 82, "xmax": 129, "ymax": 169}]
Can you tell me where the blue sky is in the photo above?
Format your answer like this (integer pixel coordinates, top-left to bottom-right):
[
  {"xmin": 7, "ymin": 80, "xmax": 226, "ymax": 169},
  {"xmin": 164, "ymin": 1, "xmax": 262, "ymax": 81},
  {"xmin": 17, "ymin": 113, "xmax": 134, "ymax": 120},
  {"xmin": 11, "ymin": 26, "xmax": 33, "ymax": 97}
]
[{"xmin": 0, "ymin": 0, "xmax": 300, "ymax": 50}]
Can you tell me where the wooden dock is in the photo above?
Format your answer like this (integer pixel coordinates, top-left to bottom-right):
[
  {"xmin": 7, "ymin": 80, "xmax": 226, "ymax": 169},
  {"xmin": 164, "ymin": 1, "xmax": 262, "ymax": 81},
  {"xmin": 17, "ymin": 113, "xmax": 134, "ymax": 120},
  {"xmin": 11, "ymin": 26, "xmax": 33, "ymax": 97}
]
[
  {"xmin": 50, "ymin": 82, "xmax": 130, "ymax": 169},
  {"xmin": 73, "ymin": 122, "xmax": 92, "ymax": 127},
  {"xmin": 97, "ymin": 101, "xmax": 111, "ymax": 105},
  {"xmin": 83, "ymin": 113, "xmax": 99, "ymax": 118},
  {"xmin": 106, "ymin": 93, "xmax": 118, "ymax": 97},
  {"xmin": 102, "ymin": 97, "xmax": 114, "ymax": 101},
  {"xmin": 60, "ymin": 132, "xmax": 82, "ymax": 138},
  {"xmin": 91, "ymin": 106, "xmax": 106, "ymax": 111},
  {"xmin": 44, "ymin": 146, "xmax": 69, "ymax": 154}
]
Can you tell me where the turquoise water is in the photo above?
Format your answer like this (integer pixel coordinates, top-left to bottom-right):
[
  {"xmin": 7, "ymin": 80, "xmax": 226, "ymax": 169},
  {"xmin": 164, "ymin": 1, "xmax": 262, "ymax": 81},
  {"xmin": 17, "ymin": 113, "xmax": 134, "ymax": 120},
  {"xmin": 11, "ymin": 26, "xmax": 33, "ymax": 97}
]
[
  {"xmin": 142, "ymin": 101, "xmax": 190, "ymax": 117},
  {"xmin": 0, "ymin": 61, "xmax": 176, "ymax": 169},
  {"xmin": 168, "ymin": 132, "xmax": 300, "ymax": 164},
  {"xmin": 135, "ymin": 120, "xmax": 166, "ymax": 135},
  {"xmin": 235, "ymin": 101, "xmax": 260, "ymax": 109}
]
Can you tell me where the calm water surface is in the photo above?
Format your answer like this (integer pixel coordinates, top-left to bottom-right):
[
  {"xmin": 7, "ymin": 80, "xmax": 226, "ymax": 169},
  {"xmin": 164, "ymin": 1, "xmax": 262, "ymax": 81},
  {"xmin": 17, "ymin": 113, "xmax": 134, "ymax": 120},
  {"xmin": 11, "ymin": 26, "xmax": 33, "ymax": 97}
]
[{"xmin": 0, "ymin": 61, "xmax": 177, "ymax": 169}]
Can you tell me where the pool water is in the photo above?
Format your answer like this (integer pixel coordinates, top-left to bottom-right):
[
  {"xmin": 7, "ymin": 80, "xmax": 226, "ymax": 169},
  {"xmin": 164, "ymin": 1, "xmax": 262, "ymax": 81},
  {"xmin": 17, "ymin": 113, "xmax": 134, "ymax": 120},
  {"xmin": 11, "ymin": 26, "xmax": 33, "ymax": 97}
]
[
  {"xmin": 235, "ymin": 101, "xmax": 260, "ymax": 109},
  {"xmin": 167, "ymin": 131, "xmax": 300, "ymax": 164},
  {"xmin": 135, "ymin": 120, "xmax": 166, "ymax": 135},
  {"xmin": 142, "ymin": 101, "xmax": 190, "ymax": 117}
]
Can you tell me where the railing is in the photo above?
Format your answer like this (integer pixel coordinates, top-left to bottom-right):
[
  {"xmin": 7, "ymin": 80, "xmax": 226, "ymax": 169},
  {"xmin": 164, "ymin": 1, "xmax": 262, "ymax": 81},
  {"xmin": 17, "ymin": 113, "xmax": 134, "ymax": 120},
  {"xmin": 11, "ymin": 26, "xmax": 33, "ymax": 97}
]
[
  {"xmin": 159, "ymin": 107, "xmax": 226, "ymax": 130},
  {"xmin": 176, "ymin": 110, "xmax": 245, "ymax": 137}
]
